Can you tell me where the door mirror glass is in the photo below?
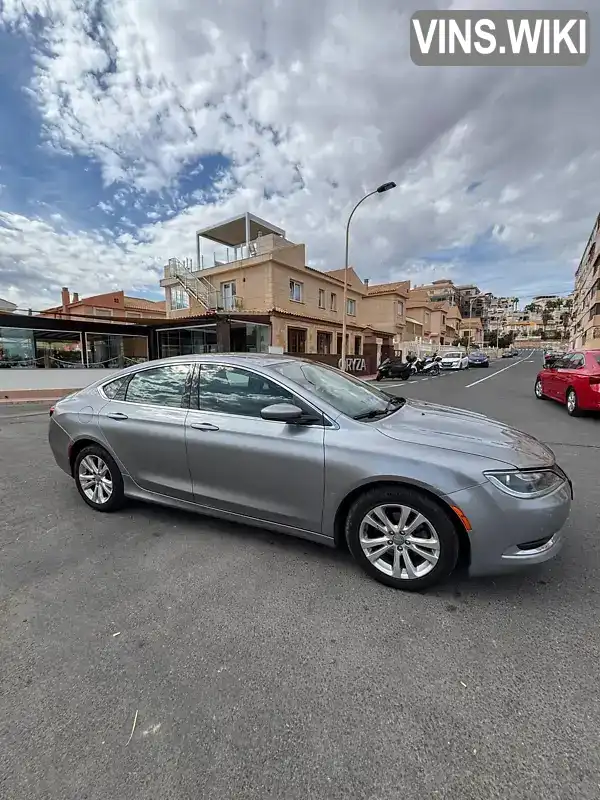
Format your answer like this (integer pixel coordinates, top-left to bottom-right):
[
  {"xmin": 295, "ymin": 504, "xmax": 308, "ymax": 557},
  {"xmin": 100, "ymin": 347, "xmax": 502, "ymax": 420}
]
[{"xmin": 260, "ymin": 403, "xmax": 304, "ymax": 422}]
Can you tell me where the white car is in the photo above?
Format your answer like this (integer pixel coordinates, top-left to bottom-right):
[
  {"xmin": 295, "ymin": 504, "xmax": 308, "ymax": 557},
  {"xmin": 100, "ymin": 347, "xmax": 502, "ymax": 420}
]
[{"xmin": 440, "ymin": 351, "xmax": 469, "ymax": 370}]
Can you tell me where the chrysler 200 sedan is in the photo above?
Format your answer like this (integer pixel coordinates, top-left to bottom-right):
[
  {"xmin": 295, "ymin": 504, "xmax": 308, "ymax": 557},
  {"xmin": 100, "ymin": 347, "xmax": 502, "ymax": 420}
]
[{"xmin": 49, "ymin": 354, "xmax": 572, "ymax": 591}]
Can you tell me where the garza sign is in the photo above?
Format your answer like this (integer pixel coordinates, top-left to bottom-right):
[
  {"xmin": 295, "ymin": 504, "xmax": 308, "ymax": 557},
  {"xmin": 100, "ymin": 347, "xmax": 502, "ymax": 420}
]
[{"xmin": 338, "ymin": 357, "xmax": 367, "ymax": 372}]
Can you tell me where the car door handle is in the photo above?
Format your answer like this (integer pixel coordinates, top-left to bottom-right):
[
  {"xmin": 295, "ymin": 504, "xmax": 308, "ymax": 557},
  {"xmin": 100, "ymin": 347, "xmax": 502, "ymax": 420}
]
[
  {"xmin": 107, "ymin": 412, "xmax": 128, "ymax": 420},
  {"xmin": 190, "ymin": 422, "xmax": 220, "ymax": 432}
]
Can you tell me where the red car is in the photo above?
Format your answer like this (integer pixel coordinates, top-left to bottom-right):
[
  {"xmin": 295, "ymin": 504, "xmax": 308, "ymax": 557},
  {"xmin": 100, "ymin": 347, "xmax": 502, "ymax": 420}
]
[{"xmin": 535, "ymin": 350, "xmax": 600, "ymax": 416}]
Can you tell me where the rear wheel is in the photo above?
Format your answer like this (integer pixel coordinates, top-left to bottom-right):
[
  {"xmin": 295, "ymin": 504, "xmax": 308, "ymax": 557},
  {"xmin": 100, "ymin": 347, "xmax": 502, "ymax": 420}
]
[
  {"xmin": 566, "ymin": 387, "xmax": 582, "ymax": 417},
  {"xmin": 345, "ymin": 486, "xmax": 459, "ymax": 591},
  {"xmin": 431, "ymin": 363, "xmax": 440, "ymax": 376},
  {"xmin": 74, "ymin": 445, "xmax": 125, "ymax": 512}
]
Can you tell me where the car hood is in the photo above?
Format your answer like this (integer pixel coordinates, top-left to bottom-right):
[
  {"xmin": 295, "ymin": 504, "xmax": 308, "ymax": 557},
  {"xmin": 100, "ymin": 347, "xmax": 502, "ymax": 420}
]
[{"xmin": 376, "ymin": 398, "xmax": 555, "ymax": 468}]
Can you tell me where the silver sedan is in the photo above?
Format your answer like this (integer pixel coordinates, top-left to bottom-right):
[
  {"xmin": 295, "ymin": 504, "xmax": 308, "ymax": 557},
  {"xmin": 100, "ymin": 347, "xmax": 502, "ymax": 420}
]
[{"xmin": 49, "ymin": 354, "xmax": 572, "ymax": 591}]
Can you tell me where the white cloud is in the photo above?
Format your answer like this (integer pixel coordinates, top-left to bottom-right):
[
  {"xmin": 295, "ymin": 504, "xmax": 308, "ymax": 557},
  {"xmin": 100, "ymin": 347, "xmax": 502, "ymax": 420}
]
[{"xmin": 0, "ymin": 0, "xmax": 598, "ymax": 311}]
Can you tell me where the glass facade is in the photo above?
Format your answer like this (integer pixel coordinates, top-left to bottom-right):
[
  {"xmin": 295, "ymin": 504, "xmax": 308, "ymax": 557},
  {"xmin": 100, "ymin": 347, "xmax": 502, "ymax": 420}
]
[
  {"xmin": 0, "ymin": 328, "xmax": 83, "ymax": 368},
  {"xmin": 157, "ymin": 327, "xmax": 218, "ymax": 359},
  {"xmin": 86, "ymin": 332, "xmax": 149, "ymax": 368}
]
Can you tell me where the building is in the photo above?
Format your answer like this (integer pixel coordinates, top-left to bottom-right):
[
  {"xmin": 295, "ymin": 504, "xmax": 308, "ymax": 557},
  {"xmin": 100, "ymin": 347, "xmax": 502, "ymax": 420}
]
[
  {"xmin": 412, "ymin": 279, "xmax": 460, "ymax": 307},
  {"xmin": 458, "ymin": 316, "xmax": 484, "ymax": 346},
  {"xmin": 570, "ymin": 214, "xmax": 600, "ymax": 349},
  {"xmin": 40, "ymin": 288, "xmax": 166, "ymax": 323},
  {"xmin": 160, "ymin": 212, "xmax": 398, "ymax": 363},
  {"xmin": 0, "ymin": 297, "xmax": 17, "ymax": 314}
]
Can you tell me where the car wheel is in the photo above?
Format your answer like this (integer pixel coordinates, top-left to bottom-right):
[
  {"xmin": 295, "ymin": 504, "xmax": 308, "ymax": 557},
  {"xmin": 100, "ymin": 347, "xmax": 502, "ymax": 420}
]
[
  {"xmin": 566, "ymin": 388, "xmax": 582, "ymax": 417},
  {"xmin": 375, "ymin": 373, "xmax": 383, "ymax": 381},
  {"xmin": 432, "ymin": 364, "xmax": 440, "ymax": 376},
  {"xmin": 345, "ymin": 486, "xmax": 459, "ymax": 591},
  {"xmin": 534, "ymin": 378, "xmax": 547, "ymax": 400},
  {"xmin": 74, "ymin": 445, "xmax": 125, "ymax": 512}
]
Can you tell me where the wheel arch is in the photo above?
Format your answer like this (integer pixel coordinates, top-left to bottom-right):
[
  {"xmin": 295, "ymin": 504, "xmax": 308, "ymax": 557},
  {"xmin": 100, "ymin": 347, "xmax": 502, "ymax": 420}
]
[
  {"xmin": 333, "ymin": 479, "xmax": 471, "ymax": 569},
  {"xmin": 68, "ymin": 436, "xmax": 115, "ymax": 476}
]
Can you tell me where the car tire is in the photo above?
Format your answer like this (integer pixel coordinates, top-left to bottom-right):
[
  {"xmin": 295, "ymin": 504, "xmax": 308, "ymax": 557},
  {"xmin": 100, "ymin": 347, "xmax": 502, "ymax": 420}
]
[
  {"xmin": 375, "ymin": 373, "xmax": 383, "ymax": 381},
  {"xmin": 345, "ymin": 485, "xmax": 459, "ymax": 591},
  {"xmin": 74, "ymin": 444, "xmax": 126, "ymax": 512},
  {"xmin": 534, "ymin": 378, "xmax": 547, "ymax": 400},
  {"xmin": 566, "ymin": 387, "xmax": 582, "ymax": 417}
]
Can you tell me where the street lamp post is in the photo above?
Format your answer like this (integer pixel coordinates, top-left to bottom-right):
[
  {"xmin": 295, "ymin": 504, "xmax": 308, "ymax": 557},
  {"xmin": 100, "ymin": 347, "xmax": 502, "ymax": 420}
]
[{"xmin": 340, "ymin": 182, "xmax": 396, "ymax": 372}]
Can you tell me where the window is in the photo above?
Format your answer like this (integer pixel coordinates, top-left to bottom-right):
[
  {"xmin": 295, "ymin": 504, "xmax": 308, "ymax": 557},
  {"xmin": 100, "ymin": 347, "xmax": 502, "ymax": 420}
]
[
  {"xmin": 272, "ymin": 360, "xmax": 395, "ymax": 420},
  {"xmin": 220, "ymin": 281, "xmax": 236, "ymax": 311},
  {"xmin": 287, "ymin": 327, "xmax": 307, "ymax": 353},
  {"xmin": 442, "ymin": 315, "xmax": 446, "ymax": 325},
  {"xmin": 126, "ymin": 311, "xmax": 142, "ymax": 319},
  {"xmin": 397, "ymin": 301, "xmax": 404, "ymax": 316},
  {"xmin": 197, "ymin": 365, "xmax": 295, "ymax": 418},
  {"xmin": 102, "ymin": 375, "xmax": 129, "ymax": 400},
  {"xmin": 157, "ymin": 326, "xmax": 217, "ymax": 358},
  {"xmin": 347, "ymin": 298, "xmax": 356, "ymax": 316},
  {"xmin": 330, "ymin": 292, "xmax": 337, "ymax": 311},
  {"xmin": 318, "ymin": 288, "xmax": 326, "ymax": 309},
  {"xmin": 125, "ymin": 365, "xmax": 190, "ymax": 408},
  {"xmin": 317, "ymin": 331, "xmax": 332, "ymax": 354},
  {"xmin": 94, "ymin": 308, "xmax": 112, "ymax": 317},
  {"xmin": 289, "ymin": 280, "xmax": 303, "ymax": 302},
  {"xmin": 86, "ymin": 333, "xmax": 148, "ymax": 368},
  {"xmin": 354, "ymin": 335, "xmax": 362, "ymax": 355},
  {"xmin": 569, "ymin": 354, "xmax": 585, "ymax": 369},
  {"xmin": 172, "ymin": 288, "xmax": 190, "ymax": 310}
]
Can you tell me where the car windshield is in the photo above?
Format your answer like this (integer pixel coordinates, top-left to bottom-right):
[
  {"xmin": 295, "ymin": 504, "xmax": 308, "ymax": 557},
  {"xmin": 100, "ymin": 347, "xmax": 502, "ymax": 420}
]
[
  {"xmin": 444, "ymin": 352, "xmax": 461, "ymax": 359},
  {"xmin": 271, "ymin": 360, "xmax": 405, "ymax": 420}
]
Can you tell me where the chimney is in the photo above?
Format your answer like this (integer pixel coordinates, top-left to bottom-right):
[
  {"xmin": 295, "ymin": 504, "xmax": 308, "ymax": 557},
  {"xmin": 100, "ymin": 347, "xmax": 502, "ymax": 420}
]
[
  {"xmin": 73, "ymin": 292, "xmax": 79, "ymax": 303},
  {"xmin": 61, "ymin": 287, "xmax": 70, "ymax": 315},
  {"xmin": 364, "ymin": 278, "xmax": 370, "ymax": 288}
]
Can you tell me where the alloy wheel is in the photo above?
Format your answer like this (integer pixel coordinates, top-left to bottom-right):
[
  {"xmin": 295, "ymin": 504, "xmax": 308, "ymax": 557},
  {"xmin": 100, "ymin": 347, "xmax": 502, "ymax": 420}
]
[
  {"xmin": 358, "ymin": 504, "xmax": 441, "ymax": 580},
  {"xmin": 78, "ymin": 454, "xmax": 113, "ymax": 505},
  {"xmin": 567, "ymin": 390, "xmax": 577, "ymax": 414},
  {"xmin": 535, "ymin": 379, "xmax": 543, "ymax": 398}
]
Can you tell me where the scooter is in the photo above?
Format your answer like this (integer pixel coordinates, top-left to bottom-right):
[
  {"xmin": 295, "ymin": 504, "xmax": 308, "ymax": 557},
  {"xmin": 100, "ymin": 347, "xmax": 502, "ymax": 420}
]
[
  {"xmin": 375, "ymin": 357, "xmax": 412, "ymax": 382},
  {"xmin": 416, "ymin": 356, "xmax": 441, "ymax": 376}
]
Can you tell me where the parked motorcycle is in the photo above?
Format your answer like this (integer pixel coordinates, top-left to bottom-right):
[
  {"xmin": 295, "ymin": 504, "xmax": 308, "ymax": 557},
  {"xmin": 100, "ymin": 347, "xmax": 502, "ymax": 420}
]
[
  {"xmin": 411, "ymin": 354, "xmax": 441, "ymax": 376},
  {"xmin": 375, "ymin": 357, "xmax": 412, "ymax": 382}
]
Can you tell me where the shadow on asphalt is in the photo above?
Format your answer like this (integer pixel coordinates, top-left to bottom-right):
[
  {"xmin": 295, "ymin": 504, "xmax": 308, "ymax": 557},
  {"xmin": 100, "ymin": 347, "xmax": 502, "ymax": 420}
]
[{"xmin": 122, "ymin": 498, "xmax": 563, "ymax": 604}]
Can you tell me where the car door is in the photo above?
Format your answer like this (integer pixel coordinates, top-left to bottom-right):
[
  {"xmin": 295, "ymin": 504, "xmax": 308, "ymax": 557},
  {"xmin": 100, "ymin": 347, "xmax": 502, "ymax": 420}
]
[
  {"xmin": 544, "ymin": 353, "xmax": 573, "ymax": 402},
  {"xmin": 185, "ymin": 363, "xmax": 326, "ymax": 533},
  {"xmin": 98, "ymin": 363, "xmax": 194, "ymax": 500},
  {"xmin": 556, "ymin": 352, "xmax": 585, "ymax": 402}
]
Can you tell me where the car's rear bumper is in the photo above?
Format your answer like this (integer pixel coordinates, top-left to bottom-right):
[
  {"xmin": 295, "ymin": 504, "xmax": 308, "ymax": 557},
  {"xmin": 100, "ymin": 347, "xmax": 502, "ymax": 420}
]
[{"xmin": 445, "ymin": 472, "xmax": 572, "ymax": 577}]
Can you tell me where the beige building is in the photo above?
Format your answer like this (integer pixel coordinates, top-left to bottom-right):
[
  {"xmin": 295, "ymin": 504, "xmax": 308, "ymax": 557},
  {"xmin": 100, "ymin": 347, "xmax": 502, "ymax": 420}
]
[
  {"xmin": 571, "ymin": 214, "xmax": 600, "ymax": 349},
  {"xmin": 160, "ymin": 213, "xmax": 403, "ymax": 358},
  {"xmin": 458, "ymin": 316, "xmax": 484, "ymax": 346}
]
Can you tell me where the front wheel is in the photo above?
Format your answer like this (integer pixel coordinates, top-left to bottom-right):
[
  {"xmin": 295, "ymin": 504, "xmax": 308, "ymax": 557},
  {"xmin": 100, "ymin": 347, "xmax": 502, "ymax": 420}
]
[
  {"xmin": 74, "ymin": 445, "xmax": 125, "ymax": 512},
  {"xmin": 345, "ymin": 486, "xmax": 459, "ymax": 591},
  {"xmin": 534, "ymin": 378, "xmax": 547, "ymax": 400},
  {"xmin": 431, "ymin": 364, "xmax": 440, "ymax": 376}
]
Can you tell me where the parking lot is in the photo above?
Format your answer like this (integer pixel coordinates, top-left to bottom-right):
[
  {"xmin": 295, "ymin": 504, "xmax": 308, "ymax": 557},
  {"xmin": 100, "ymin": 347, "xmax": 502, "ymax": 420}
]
[{"xmin": 2, "ymin": 353, "xmax": 600, "ymax": 800}]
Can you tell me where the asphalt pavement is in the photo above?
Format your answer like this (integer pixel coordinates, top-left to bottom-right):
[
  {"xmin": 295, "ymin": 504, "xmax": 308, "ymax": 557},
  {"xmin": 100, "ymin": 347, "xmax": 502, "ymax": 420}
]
[{"xmin": 2, "ymin": 355, "xmax": 600, "ymax": 800}]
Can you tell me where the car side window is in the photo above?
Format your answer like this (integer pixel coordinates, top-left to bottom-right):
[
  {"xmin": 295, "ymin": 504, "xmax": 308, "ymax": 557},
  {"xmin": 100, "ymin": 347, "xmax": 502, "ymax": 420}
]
[
  {"xmin": 570, "ymin": 354, "xmax": 585, "ymax": 369},
  {"xmin": 102, "ymin": 375, "xmax": 130, "ymax": 400},
  {"xmin": 197, "ymin": 364, "xmax": 298, "ymax": 418},
  {"xmin": 124, "ymin": 365, "xmax": 191, "ymax": 408},
  {"xmin": 554, "ymin": 355, "xmax": 572, "ymax": 369}
]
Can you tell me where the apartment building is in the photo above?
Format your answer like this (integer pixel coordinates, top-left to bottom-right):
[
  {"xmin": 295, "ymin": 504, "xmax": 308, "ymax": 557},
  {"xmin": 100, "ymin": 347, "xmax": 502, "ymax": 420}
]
[
  {"xmin": 40, "ymin": 288, "xmax": 166, "ymax": 323},
  {"xmin": 160, "ymin": 212, "xmax": 401, "ymax": 360},
  {"xmin": 414, "ymin": 278, "xmax": 460, "ymax": 307},
  {"xmin": 458, "ymin": 316, "xmax": 484, "ymax": 346},
  {"xmin": 570, "ymin": 214, "xmax": 600, "ymax": 349}
]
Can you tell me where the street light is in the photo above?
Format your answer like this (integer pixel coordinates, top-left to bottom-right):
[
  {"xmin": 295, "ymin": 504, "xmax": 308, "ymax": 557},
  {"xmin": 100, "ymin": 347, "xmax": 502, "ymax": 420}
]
[{"xmin": 340, "ymin": 182, "xmax": 397, "ymax": 371}]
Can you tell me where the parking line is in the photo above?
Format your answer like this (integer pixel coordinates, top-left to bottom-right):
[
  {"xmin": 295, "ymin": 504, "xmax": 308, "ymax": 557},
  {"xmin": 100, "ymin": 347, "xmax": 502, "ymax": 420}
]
[{"xmin": 465, "ymin": 358, "xmax": 527, "ymax": 388}]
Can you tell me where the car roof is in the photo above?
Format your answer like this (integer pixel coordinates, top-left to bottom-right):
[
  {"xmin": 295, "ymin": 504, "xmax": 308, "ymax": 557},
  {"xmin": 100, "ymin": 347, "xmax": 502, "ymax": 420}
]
[{"xmin": 145, "ymin": 353, "xmax": 297, "ymax": 368}]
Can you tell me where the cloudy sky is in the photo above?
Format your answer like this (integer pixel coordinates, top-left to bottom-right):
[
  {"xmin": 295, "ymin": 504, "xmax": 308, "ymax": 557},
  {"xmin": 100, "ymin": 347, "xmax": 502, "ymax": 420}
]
[{"xmin": 0, "ymin": 0, "xmax": 598, "ymax": 312}]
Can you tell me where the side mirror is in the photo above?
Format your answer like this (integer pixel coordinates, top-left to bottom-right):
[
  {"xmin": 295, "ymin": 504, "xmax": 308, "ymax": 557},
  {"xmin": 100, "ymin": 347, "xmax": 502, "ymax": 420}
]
[{"xmin": 260, "ymin": 403, "xmax": 304, "ymax": 423}]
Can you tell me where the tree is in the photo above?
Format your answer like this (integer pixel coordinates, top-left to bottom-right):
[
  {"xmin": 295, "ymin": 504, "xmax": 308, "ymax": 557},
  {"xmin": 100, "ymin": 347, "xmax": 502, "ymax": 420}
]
[
  {"xmin": 498, "ymin": 331, "xmax": 515, "ymax": 348},
  {"xmin": 560, "ymin": 310, "xmax": 571, "ymax": 340},
  {"xmin": 541, "ymin": 308, "xmax": 553, "ymax": 335},
  {"xmin": 524, "ymin": 303, "xmax": 541, "ymax": 315},
  {"xmin": 486, "ymin": 330, "xmax": 499, "ymax": 347}
]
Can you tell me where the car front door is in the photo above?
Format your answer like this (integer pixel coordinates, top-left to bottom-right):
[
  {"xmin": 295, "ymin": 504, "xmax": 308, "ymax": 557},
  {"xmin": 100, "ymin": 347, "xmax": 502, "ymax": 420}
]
[
  {"xmin": 97, "ymin": 363, "xmax": 194, "ymax": 500},
  {"xmin": 185, "ymin": 363, "xmax": 326, "ymax": 533},
  {"xmin": 555, "ymin": 352, "xmax": 585, "ymax": 403},
  {"xmin": 550, "ymin": 354, "xmax": 576, "ymax": 401}
]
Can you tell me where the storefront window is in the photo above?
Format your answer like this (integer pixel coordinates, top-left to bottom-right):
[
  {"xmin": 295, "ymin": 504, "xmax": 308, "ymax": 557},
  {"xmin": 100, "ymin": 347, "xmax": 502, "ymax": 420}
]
[
  {"xmin": 86, "ymin": 333, "xmax": 148, "ymax": 368},
  {"xmin": 0, "ymin": 328, "xmax": 82, "ymax": 368},
  {"xmin": 244, "ymin": 323, "xmax": 270, "ymax": 353},
  {"xmin": 157, "ymin": 327, "xmax": 218, "ymax": 359}
]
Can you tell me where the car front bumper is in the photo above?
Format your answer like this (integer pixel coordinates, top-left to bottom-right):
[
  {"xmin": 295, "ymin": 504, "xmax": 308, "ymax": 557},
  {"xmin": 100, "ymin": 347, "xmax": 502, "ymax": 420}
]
[
  {"xmin": 441, "ymin": 362, "xmax": 462, "ymax": 369},
  {"xmin": 468, "ymin": 361, "xmax": 488, "ymax": 367},
  {"xmin": 445, "ymin": 471, "xmax": 572, "ymax": 577}
]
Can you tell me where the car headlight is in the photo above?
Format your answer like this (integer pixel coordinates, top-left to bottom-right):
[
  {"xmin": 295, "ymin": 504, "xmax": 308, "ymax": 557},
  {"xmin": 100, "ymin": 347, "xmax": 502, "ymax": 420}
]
[{"xmin": 484, "ymin": 469, "xmax": 565, "ymax": 498}]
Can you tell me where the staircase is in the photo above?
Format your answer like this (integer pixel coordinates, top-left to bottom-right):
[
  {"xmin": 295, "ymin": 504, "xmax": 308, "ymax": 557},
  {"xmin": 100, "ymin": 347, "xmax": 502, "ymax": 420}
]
[{"xmin": 167, "ymin": 258, "xmax": 217, "ymax": 311}]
